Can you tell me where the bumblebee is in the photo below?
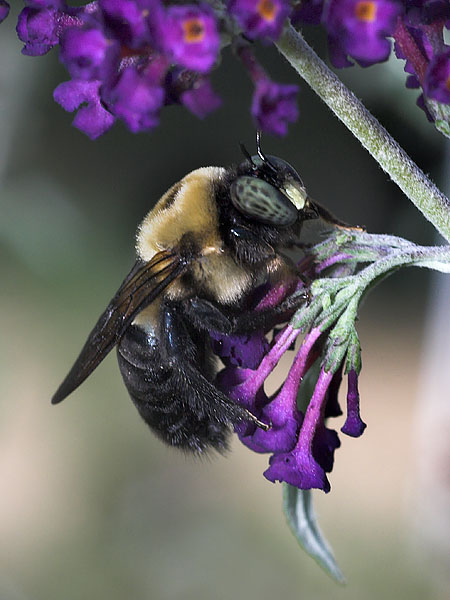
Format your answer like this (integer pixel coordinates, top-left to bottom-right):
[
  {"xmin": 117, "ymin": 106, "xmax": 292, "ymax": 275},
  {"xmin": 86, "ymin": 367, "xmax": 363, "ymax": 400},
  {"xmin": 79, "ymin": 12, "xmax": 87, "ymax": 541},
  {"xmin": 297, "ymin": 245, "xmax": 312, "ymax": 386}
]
[{"xmin": 52, "ymin": 135, "xmax": 320, "ymax": 453}]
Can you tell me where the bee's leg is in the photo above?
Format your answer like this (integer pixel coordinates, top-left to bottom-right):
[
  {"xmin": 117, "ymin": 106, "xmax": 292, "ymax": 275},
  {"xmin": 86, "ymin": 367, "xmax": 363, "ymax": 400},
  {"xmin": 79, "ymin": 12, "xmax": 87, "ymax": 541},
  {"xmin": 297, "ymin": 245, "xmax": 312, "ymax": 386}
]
[
  {"xmin": 311, "ymin": 200, "xmax": 365, "ymax": 231},
  {"xmin": 180, "ymin": 297, "xmax": 233, "ymax": 334},
  {"xmin": 232, "ymin": 292, "xmax": 307, "ymax": 334},
  {"xmin": 161, "ymin": 302, "xmax": 264, "ymax": 428},
  {"xmin": 176, "ymin": 298, "xmax": 269, "ymax": 431},
  {"xmin": 229, "ymin": 225, "xmax": 277, "ymax": 263},
  {"xmin": 181, "ymin": 294, "xmax": 306, "ymax": 336}
]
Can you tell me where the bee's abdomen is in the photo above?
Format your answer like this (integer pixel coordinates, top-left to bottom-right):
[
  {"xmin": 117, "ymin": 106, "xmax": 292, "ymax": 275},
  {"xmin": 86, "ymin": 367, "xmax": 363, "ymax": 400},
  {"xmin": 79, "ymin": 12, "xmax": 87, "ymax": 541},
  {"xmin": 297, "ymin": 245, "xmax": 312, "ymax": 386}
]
[{"xmin": 117, "ymin": 324, "xmax": 238, "ymax": 453}]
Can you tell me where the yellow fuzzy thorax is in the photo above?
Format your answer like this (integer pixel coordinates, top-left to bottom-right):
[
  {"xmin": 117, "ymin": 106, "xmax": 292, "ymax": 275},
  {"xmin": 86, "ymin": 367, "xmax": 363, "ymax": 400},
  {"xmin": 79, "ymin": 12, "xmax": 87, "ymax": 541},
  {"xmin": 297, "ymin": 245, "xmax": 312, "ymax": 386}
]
[{"xmin": 135, "ymin": 167, "xmax": 254, "ymax": 306}]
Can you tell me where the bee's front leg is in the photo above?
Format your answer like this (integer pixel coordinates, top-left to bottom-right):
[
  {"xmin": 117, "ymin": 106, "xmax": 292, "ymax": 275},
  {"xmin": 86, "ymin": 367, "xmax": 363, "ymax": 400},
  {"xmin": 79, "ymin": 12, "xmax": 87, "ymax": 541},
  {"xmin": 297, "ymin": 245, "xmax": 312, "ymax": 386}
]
[
  {"xmin": 180, "ymin": 297, "xmax": 233, "ymax": 334},
  {"xmin": 181, "ymin": 293, "xmax": 307, "ymax": 337}
]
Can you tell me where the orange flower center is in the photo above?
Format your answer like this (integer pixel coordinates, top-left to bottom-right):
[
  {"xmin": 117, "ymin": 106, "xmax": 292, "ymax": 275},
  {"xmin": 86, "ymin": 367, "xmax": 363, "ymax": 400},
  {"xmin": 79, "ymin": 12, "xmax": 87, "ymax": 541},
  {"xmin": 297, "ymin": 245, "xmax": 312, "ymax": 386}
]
[
  {"xmin": 257, "ymin": 0, "xmax": 278, "ymax": 22},
  {"xmin": 183, "ymin": 18, "xmax": 205, "ymax": 43},
  {"xmin": 446, "ymin": 75, "xmax": 450, "ymax": 92},
  {"xmin": 354, "ymin": 1, "xmax": 377, "ymax": 22}
]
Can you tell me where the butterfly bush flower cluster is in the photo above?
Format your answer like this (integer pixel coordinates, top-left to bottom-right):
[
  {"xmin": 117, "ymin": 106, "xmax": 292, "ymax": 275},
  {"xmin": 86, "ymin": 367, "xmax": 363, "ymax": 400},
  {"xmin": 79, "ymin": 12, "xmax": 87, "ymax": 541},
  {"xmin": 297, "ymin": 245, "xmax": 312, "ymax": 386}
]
[
  {"xmin": 210, "ymin": 229, "xmax": 450, "ymax": 492},
  {"xmin": 292, "ymin": 0, "xmax": 450, "ymax": 125},
  {"xmin": 6, "ymin": 0, "xmax": 299, "ymax": 138},
  {"xmin": 2, "ymin": 1, "xmax": 448, "ymax": 138},
  {"xmin": 210, "ymin": 243, "xmax": 364, "ymax": 493}
]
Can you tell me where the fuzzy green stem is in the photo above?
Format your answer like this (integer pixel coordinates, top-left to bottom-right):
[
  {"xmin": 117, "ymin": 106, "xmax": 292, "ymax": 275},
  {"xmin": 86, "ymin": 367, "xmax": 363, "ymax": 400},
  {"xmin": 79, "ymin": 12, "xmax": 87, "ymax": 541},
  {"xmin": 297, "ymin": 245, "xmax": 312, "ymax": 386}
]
[
  {"xmin": 355, "ymin": 244, "xmax": 450, "ymax": 280},
  {"xmin": 276, "ymin": 24, "xmax": 450, "ymax": 243},
  {"xmin": 311, "ymin": 244, "xmax": 450, "ymax": 301}
]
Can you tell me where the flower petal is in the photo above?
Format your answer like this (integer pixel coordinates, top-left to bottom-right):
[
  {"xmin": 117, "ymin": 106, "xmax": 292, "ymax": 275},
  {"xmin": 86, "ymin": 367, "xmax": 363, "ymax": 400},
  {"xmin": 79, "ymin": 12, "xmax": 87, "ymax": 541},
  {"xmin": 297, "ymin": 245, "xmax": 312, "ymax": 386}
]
[
  {"xmin": 181, "ymin": 79, "xmax": 222, "ymax": 117},
  {"xmin": 53, "ymin": 79, "xmax": 115, "ymax": 139},
  {"xmin": 161, "ymin": 5, "xmax": 220, "ymax": 73},
  {"xmin": 251, "ymin": 78, "xmax": 299, "ymax": 136}
]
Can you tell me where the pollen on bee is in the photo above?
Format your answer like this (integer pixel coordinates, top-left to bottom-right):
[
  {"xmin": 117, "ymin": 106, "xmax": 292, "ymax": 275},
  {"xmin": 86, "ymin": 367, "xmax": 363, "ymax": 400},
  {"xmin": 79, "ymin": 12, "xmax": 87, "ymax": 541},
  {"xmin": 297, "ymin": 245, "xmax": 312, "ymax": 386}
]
[
  {"xmin": 354, "ymin": 0, "xmax": 377, "ymax": 22},
  {"xmin": 257, "ymin": 0, "xmax": 278, "ymax": 22},
  {"xmin": 183, "ymin": 18, "xmax": 205, "ymax": 43}
]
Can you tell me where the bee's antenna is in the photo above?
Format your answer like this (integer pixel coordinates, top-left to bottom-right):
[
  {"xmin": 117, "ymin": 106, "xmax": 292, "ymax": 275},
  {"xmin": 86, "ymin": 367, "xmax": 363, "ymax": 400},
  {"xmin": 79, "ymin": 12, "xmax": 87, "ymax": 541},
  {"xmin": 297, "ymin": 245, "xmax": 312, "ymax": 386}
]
[
  {"xmin": 239, "ymin": 141, "xmax": 257, "ymax": 170},
  {"xmin": 256, "ymin": 130, "xmax": 265, "ymax": 162},
  {"xmin": 256, "ymin": 130, "xmax": 277, "ymax": 173},
  {"xmin": 239, "ymin": 141, "xmax": 252, "ymax": 162}
]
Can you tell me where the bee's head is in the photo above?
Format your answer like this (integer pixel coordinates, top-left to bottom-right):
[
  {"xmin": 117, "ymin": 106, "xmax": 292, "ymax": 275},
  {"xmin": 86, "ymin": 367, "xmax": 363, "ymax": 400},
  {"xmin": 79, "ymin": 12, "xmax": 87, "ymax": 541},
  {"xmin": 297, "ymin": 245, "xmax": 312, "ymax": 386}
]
[{"xmin": 231, "ymin": 133, "xmax": 318, "ymax": 227}]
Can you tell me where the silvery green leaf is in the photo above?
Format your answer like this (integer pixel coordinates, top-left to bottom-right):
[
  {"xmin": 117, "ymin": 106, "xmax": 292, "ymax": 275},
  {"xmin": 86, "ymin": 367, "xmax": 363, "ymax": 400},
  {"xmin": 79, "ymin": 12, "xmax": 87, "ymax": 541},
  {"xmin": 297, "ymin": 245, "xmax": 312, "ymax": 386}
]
[
  {"xmin": 283, "ymin": 484, "xmax": 346, "ymax": 584},
  {"xmin": 424, "ymin": 98, "xmax": 450, "ymax": 139},
  {"xmin": 435, "ymin": 119, "xmax": 450, "ymax": 139}
]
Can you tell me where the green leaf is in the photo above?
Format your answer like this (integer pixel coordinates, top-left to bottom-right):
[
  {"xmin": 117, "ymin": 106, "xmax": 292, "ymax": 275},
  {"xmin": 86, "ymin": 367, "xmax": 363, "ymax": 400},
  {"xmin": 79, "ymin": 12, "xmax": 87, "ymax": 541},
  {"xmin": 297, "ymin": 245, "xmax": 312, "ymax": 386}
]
[
  {"xmin": 425, "ymin": 98, "xmax": 450, "ymax": 140},
  {"xmin": 435, "ymin": 119, "xmax": 450, "ymax": 139},
  {"xmin": 282, "ymin": 484, "xmax": 346, "ymax": 584}
]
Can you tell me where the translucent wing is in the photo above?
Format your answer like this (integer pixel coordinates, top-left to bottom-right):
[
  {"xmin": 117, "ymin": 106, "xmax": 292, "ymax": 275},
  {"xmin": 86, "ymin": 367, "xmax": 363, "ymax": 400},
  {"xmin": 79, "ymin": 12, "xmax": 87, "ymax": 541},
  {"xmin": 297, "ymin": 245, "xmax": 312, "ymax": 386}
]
[{"xmin": 52, "ymin": 250, "xmax": 189, "ymax": 405}]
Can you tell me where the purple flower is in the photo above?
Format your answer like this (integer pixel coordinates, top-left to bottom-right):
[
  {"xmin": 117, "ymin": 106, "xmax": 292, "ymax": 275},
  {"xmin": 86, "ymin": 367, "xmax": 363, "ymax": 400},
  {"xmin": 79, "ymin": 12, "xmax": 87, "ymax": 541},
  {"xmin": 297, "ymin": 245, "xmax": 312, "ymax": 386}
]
[
  {"xmin": 53, "ymin": 79, "xmax": 115, "ymax": 139},
  {"xmin": 341, "ymin": 369, "xmax": 367, "ymax": 437},
  {"xmin": 0, "ymin": 1, "xmax": 9, "ymax": 24},
  {"xmin": 14, "ymin": 0, "xmax": 304, "ymax": 137},
  {"xmin": 424, "ymin": 48, "xmax": 450, "ymax": 104},
  {"xmin": 264, "ymin": 368, "xmax": 336, "ymax": 492},
  {"xmin": 237, "ymin": 23, "xmax": 299, "ymax": 135},
  {"xmin": 17, "ymin": 6, "xmax": 61, "ymax": 55},
  {"xmin": 60, "ymin": 26, "xmax": 119, "ymax": 81},
  {"xmin": 245, "ymin": 327, "xmax": 322, "ymax": 454},
  {"xmin": 16, "ymin": 1, "xmax": 86, "ymax": 56},
  {"xmin": 228, "ymin": 0, "xmax": 292, "ymax": 42},
  {"xmin": 181, "ymin": 78, "xmax": 222, "ymax": 118},
  {"xmin": 216, "ymin": 366, "xmax": 267, "ymax": 422},
  {"xmin": 211, "ymin": 330, "xmax": 268, "ymax": 369},
  {"xmin": 211, "ymin": 250, "xmax": 369, "ymax": 492},
  {"xmin": 248, "ymin": 379, "xmax": 303, "ymax": 454},
  {"xmin": 216, "ymin": 364, "xmax": 300, "ymax": 456},
  {"xmin": 215, "ymin": 323, "xmax": 302, "ymax": 423},
  {"xmin": 392, "ymin": 6, "xmax": 449, "ymax": 122},
  {"xmin": 255, "ymin": 279, "xmax": 297, "ymax": 310},
  {"xmin": 323, "ymin": 0, "xmax": 404, "ymax": 67},
  {"xmin": 393, "ymin": 16, "xmax": 432, "ymax": 85},
  {"xmin": 251, "ymin": 78, "xmax": 299, "ymax": 136},
  {"xmin": 312, "ymin": 424, "xmax": 340, "ymax": 473},
  {"xmin": 103, "ymin": 63, "xmax": 165, "ymax": 133},
  {"xmin": 161, "ymin": 4, "xmax": 220, "ymax": 73},
  {"xmin": 216, "ymin": 320, "xmax": 345, "ymax": 492},
  {"xmin": 99, "ymin": 0, "xmax": 157, "ymax": 48}
]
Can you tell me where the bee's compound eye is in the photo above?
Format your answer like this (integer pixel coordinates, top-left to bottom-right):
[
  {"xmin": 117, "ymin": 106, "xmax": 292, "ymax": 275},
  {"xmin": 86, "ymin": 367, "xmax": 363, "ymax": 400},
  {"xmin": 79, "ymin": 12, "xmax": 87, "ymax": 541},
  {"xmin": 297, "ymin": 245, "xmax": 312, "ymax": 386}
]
[{"xmin": 230, "ymin": 176, "xmax": 298, "ymax": 226}]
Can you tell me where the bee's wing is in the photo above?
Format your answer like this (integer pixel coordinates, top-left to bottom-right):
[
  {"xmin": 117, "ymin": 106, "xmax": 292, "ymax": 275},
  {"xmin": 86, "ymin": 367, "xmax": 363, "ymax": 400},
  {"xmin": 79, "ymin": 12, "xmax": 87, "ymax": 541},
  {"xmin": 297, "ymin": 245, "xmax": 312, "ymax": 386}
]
[{"xmin": 52, "ymin": 250, "xmax": 189, "ymax": 405}]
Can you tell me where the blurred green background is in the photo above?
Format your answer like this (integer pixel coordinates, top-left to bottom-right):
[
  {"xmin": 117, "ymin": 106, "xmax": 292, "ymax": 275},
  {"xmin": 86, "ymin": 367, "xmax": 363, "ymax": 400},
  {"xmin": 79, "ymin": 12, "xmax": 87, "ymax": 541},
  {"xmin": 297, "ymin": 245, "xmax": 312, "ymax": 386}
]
[{"xmin": 1, "ymin": 6, "xmax": 449, "ymax": 600}]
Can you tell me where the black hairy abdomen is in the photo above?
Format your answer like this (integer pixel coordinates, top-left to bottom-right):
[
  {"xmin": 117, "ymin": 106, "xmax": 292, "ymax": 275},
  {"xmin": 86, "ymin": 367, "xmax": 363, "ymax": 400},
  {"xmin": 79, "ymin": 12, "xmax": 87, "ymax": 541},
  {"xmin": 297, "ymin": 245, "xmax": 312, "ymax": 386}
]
[{"xmin": 116, "ymin": 318, "xmax": 245, "ymax": 454}]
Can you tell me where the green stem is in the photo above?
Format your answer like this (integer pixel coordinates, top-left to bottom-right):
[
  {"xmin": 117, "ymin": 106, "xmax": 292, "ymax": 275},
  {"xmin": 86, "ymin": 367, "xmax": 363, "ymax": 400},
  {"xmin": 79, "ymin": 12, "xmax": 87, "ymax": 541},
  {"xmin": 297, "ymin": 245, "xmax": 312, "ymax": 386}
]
[
  {"xmin": 356, "ymin": 244, "xmax": 450, "ymax": 280},
  {"xmin": 276, "ymin": 24, "xmax": 450, "ymax": 243},
  {"xmin": 312, "ymin": 244, "xmax": 450, "ymax": 299}
]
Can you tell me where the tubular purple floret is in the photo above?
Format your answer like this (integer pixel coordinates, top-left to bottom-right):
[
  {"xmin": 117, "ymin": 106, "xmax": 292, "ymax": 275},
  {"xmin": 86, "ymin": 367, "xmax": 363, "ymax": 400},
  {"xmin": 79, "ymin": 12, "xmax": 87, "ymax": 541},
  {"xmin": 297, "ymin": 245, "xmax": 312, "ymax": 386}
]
[
  {"xmin": 264, "ymin": 368, "xmax": 337, "ymax": 492},
  {"xmin": 341, "ymin": 369, "xmax": 367, "ymax": 437},
  {"xmin": 248, "ymin": 327, "xmax": 322, "ymax": 452}
]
